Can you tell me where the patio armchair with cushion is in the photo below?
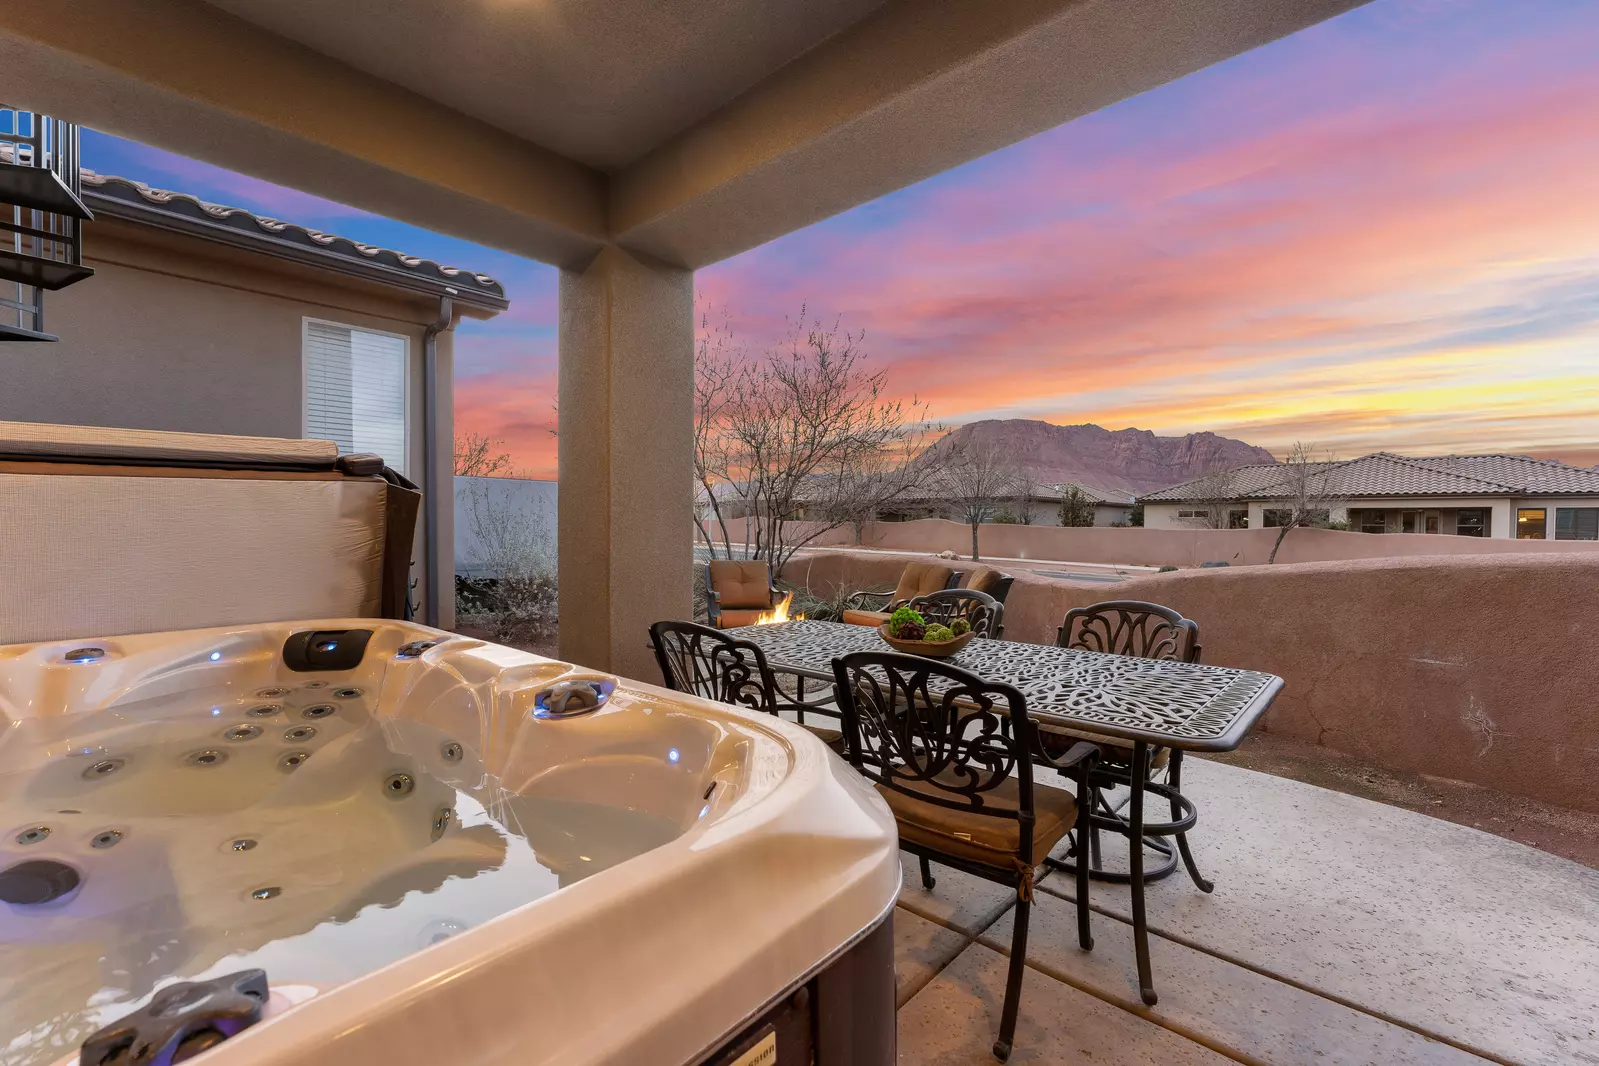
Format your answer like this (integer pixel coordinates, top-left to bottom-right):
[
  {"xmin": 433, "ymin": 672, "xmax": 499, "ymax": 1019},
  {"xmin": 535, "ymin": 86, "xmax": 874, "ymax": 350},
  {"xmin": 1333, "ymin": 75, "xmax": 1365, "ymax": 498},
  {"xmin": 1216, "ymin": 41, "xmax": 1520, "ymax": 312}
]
[
  {"xmin": 1042, "ymin": 600, "xmax": 1210, "ymax": 890},
  {"xmin": 839, "ymin": 559, "xmax": 961, "ymax": 628},
  {"xmin": 903, "ymin": 588, "xmax": 1005, "ymax": 638},
  {"xmin": 832, "ymin": 650, "xmax": 1096, "ymax": 1062},
  {"xmin": 704, "ymin": 560, "xmax": 781, "ymax": 629}
]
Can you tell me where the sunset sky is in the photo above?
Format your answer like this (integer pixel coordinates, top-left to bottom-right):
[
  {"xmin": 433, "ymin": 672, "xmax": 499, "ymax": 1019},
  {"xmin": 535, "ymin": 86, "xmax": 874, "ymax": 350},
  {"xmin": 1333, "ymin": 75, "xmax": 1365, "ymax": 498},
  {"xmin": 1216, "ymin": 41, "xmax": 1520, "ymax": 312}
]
[{"xmin": 81, "ymin": 0, "xmax": 1599, "ymax": 479}]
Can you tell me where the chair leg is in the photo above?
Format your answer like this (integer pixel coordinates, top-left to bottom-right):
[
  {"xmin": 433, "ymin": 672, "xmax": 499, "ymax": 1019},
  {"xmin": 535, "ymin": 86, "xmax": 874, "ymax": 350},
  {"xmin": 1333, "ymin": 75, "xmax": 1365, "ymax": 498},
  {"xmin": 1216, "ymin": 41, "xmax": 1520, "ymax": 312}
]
[
  {"xmin": 1076, "ymin": 782, "xmax": 1094, "ymax": 951},
  {"xmin": 918, "ymin": 855, "xmax": 937, "ymax": 891},
  {"xmin": 1129, "ymin": 743, "xmax": 1157, "ymax": 1006},
  {"xmin": 1168, "ymin": 750, "xmax": 1214, "ymax": 893},
  {"xmin": 993, "ymin": 895, "xmax": 1030, "ymax": 1062}
]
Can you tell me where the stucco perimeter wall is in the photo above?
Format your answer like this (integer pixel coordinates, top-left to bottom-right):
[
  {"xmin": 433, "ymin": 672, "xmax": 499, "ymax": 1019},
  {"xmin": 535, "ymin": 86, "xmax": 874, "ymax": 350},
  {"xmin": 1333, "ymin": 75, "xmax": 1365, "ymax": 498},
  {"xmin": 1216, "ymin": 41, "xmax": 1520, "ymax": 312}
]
[
  {"xmin": 781, "ymin": 518, "xmax": 1599, "ymax": 568},
  {"xmin": 780, "ymin": 549, "xmax": 1599, "ymax": 814}
]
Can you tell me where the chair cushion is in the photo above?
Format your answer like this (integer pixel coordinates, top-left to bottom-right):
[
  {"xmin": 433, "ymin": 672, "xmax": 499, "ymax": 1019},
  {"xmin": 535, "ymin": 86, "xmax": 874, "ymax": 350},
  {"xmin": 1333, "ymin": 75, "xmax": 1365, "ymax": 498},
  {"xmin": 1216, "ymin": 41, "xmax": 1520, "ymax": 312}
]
[
  {"xmin": 893, "ymin": 560, "xmax": 956, "ymax": 601},
  {"xmin": 961, "ymin": 566, "xmax": 1006, "ymax": 595},
  {"xmin": 715, "ymin": 608, "xmax": 769, "ymax": 629},
  {"xmin": 841, "ymin": 608, "xmax": 890, "ymax": 628},
  {"xmin": 876, "ymin": 773, "xmax": 1077, "ymax": 871},
  {"xmin": 708, "ymin": 561, "xmax": 774, "ymax": 609}
]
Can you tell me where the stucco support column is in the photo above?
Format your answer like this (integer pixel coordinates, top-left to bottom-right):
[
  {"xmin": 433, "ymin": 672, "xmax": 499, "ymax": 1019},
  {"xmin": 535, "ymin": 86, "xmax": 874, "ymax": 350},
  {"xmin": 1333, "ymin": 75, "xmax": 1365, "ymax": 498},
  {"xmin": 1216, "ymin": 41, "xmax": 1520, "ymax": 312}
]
[{"xmin": 557, "ymin": 247, "xmax": 693, "ymax": 679}]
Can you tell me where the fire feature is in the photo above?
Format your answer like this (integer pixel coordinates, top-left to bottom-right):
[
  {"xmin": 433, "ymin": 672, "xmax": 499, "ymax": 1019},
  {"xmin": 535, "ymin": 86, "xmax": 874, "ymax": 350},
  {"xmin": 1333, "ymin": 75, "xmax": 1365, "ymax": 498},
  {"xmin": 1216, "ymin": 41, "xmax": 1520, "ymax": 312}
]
[{"xmin": 754, "ymin": 591, "xmax": 804, "ymax": 625}]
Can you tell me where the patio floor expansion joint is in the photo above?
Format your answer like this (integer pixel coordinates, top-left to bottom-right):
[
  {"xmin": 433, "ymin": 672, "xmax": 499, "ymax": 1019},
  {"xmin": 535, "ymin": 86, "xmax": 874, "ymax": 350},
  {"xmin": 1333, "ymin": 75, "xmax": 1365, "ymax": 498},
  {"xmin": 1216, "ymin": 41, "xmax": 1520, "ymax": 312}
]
[{"xmin": 1031, "ymin": 879, "xmax": 1514, "ymax": 1066}]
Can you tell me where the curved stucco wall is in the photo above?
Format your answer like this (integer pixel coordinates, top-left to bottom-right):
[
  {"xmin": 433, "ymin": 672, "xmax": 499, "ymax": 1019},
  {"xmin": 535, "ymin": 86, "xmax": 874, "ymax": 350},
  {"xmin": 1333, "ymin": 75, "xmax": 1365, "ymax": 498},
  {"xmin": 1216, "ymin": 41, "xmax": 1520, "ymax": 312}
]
[
  {"xmin": 782, "ymin": 549, "xmax": 1599, "ymax": 814},
  {"xmin": 778, "ymin": 518, "xmax": 1599, "ymax": 568}
]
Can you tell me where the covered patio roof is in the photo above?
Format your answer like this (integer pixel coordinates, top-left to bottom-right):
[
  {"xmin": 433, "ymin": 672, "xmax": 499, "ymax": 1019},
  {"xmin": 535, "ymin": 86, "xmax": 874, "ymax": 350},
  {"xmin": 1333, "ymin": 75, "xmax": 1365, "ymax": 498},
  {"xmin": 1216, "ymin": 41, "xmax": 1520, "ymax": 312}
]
[
  {"xmin": 0, "ymin": 0, "xmax": 1364, "ymax": 270},
  {"xmin": 0, "ymin": 0, "xmax": 1369, "ymax": 674}
]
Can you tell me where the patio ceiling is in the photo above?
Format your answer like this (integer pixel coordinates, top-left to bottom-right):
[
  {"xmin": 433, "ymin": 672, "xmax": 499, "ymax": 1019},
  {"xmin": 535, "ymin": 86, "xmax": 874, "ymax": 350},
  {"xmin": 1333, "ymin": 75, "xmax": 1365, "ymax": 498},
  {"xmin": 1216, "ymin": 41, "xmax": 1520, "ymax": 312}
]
[{"xmin": 0, "ymin": 0, "xmax": 1366, "ymax": 270}]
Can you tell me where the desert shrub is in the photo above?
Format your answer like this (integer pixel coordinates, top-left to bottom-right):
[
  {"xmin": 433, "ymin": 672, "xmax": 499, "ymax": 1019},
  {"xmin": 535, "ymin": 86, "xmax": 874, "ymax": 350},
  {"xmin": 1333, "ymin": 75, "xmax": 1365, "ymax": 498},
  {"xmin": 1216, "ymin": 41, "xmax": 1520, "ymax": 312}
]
[
  {"xmin": 457, "ymin": 479, "xmax": 558, "ymax": 650},
  {"xmin": 1157, "ymin": 564, "xmax": 1178, "ymax": 573},
  {"xmin": 785, "ymin": 581, "xmax": 896, "ymax": 622}
]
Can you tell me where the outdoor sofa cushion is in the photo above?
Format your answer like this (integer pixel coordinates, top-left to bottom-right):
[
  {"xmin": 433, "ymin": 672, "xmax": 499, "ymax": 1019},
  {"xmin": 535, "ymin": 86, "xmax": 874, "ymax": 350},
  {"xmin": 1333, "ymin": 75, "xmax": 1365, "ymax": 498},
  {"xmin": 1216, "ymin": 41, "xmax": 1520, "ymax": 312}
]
[
  {"xmin": 708, "ymin": 560, "xmax": 775, "ymax": 609},
  {"xmin": 840, "ymin": 560, "xmax": 959, "ymax": 628},
  {"xmin": 877, "ymin": 773, "xmax": 1077, "ymax": 871},
  {"xmin": 961, "ymin": 566, "xmax": 1008, "ymax": 597},
  {"xmin": 840, "ymin": 608, "xmax": 891, "ymax": 628},
  {"xmin": 894, "ymin": 560, "xmax": 958, "ymax": 602}
]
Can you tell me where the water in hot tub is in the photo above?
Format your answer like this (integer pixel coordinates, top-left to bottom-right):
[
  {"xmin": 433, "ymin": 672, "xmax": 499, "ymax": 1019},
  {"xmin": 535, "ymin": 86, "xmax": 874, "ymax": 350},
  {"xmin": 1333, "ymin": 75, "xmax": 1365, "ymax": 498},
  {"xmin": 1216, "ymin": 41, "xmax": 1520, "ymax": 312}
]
[{"xmin": 0, "ymin": 680, "xmax": 683, "ymax": 1066}]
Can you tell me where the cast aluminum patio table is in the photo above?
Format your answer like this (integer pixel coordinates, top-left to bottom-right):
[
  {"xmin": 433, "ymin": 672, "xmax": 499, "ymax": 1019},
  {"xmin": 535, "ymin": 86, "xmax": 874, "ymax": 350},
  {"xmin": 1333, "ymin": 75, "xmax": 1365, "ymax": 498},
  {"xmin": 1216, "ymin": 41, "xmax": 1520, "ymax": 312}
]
[{"xmin": 724, "ymin": 619, "xmax": 1284, "ymax": 1005}]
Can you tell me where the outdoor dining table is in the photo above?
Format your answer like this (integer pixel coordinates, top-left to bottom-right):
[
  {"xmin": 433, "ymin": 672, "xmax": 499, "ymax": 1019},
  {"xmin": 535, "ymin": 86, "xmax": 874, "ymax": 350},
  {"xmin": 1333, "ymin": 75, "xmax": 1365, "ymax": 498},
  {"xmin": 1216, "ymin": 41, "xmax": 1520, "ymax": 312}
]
[{"xmin": 724, "ymin": 618, "xmax": 1285, "ymax": 1006}]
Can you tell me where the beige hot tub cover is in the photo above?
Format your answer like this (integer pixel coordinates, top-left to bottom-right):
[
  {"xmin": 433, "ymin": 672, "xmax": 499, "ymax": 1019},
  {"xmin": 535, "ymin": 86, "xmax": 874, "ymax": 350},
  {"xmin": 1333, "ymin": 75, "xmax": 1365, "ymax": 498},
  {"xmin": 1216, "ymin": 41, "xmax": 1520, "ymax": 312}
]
[{"xmin": 0, "ymin": 421, "xmax": 420, "ymax": 646}]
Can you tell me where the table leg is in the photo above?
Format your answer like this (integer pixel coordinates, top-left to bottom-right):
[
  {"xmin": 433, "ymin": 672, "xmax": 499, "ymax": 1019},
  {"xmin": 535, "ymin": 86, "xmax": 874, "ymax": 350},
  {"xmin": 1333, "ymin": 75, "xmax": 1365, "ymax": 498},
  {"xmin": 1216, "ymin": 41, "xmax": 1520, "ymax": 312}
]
[{"xmin": 1129, "ymin": 741, "xmax": 1157, "ymax": 1006}]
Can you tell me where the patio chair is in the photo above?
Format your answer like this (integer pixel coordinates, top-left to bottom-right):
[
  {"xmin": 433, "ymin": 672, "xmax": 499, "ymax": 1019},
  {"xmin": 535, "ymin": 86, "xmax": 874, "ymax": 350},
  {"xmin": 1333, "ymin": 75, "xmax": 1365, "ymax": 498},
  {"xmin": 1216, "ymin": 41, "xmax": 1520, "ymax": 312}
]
[
  {"xmin": 839, "ymin": 559, "xmax": 961, "ymax": 628},
  {"xmin": 831, "ymin": 651, "xmax": 1096, "ymax": 1062},
  {"xmin": 959, "ymin": 565, "xmax": 1014, "ymax": 605},
  {"xmin": 1047, "ymin": 600, "xmax": 1209, "ymax": 890},
  {"xmin": 704, "ymin": 560, "xmax": 781, "ymax": 629},
  {"xmin": 904, "ymin": 588, "xmax": 1004, "ymax": 638},
  {"xmin": 650, "ymin": 620, "xmax": 845, "ymax": 749}
]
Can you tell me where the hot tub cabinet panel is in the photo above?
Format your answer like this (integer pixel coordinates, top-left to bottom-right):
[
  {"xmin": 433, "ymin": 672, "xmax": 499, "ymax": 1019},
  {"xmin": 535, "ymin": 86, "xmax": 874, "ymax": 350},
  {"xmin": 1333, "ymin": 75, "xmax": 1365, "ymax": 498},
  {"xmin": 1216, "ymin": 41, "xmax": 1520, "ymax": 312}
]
[{"xmin": 0, "ymin": 620, "xmax": 901, "ymax": 1066}]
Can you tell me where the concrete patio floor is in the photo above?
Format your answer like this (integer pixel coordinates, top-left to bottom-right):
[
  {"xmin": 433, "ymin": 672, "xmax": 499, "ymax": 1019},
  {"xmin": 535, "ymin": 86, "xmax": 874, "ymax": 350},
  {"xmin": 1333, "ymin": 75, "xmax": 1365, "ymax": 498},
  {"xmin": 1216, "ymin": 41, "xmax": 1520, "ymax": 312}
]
[{"xmin": 891, "ymin": 758, "xmax": 1599, "ymax": 1065}]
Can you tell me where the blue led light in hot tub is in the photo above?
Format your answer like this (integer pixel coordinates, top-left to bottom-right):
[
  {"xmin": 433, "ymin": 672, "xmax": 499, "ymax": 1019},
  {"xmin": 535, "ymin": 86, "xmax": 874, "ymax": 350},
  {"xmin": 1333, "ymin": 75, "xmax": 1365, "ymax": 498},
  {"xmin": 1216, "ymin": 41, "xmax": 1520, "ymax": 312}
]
[
  {"xmin": 63, "ymin": 648, "xmax": 104, "ymax": 664},
  {"xmin": 210, "ymin": 651, "xmax": 222, "ymax": 661},
  {"xmin": 667, "ymin": 748, "xmax": 681, "ymax": 764}
]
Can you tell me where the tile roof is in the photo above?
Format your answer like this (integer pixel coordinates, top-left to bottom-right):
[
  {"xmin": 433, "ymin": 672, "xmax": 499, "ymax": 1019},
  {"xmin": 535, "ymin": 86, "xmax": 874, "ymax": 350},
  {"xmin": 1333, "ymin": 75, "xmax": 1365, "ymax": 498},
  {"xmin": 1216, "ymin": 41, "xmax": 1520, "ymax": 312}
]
[
  {"xmin": 78, "ymin": 170, "xmax": 508, "ymax": 310},
  {"xmin": 1142, "ymin": 451, "xmax": 1599, "ymax": 501},
  {"xmin": 1045, "ymin": 483, "xmax": 1135, "ymax": 506}
]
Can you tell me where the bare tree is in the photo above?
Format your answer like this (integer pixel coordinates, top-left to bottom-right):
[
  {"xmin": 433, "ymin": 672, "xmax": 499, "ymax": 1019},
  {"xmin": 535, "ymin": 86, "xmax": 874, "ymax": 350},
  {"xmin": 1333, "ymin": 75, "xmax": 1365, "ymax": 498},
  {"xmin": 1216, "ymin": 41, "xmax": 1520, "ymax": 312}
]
[
  {"xmin": 454, "ymin": 431, "xmax": 515, "ymax": 477},
  {"xmin": 1266, "ymin": 442, "xmax": 1348, "ymax": 563},
  {"xmin": 693, "ymin": 310, "xmax": 739, "ymax": 558},
  {"xmin": 1182, "ymin": 464, "xmax": 1243, "ymax": 529},
  {"xmin": 456, "ymin": 479, "xmax": 557, "ymax": 648},
  {"xmin": 940, "ymin": 439, "xmax": 1022, "ymax": 560},
  {"xmin": 1059, "ymin": 485, "xmax": 1097, "ymax": 527},
  {"xmin": 1012, "ymin": 467, "xmax": 1040, "ymax": 525},
  {"xmin": 696, "ymin": 305, "xmax": 934, "ymax": 573}
]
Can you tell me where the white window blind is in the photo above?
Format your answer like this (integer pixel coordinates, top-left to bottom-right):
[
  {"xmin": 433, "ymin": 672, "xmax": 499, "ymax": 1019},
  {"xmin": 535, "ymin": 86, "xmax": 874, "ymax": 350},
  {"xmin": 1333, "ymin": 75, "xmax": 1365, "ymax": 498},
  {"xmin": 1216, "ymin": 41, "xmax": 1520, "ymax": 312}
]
[{"xmin": 304, "ymin": 321, "xmax": 408, "ymax": 475}]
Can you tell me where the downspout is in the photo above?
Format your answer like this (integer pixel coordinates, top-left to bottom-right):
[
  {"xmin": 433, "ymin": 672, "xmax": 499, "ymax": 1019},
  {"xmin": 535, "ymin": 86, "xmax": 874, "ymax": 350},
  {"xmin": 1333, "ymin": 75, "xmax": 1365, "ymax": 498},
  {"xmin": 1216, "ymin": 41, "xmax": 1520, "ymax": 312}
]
[{"xmin": 423, "ymin": 295, "xmax": 455, "ymax": 627}]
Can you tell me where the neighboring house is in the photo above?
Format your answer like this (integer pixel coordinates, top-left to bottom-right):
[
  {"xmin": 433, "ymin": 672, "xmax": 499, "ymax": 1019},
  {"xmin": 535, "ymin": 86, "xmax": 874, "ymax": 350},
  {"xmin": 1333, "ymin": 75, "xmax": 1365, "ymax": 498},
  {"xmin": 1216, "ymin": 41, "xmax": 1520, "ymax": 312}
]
[
  {"xmin": 1141, "ymin": 452, "xmax": 1599, "ymax": 539},
  {"xmin": 704, "ymin": 474, "xmax": 1136, "ymax": 528},
  {"xmin": 0, "ymin": 170, "xmax": 509, "ymax": 626},
  {"xmin": 874, "ymin": 482, "xmax": 1134, "ymax": 527}
]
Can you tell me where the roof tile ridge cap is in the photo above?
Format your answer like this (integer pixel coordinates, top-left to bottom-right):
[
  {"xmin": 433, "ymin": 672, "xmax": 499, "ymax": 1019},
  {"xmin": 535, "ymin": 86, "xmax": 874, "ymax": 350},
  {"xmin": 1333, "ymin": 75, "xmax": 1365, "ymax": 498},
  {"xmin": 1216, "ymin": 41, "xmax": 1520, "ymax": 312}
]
[{"xmin": 1366, "ymin": 451, "xmax": 1520, "ymax": 492}]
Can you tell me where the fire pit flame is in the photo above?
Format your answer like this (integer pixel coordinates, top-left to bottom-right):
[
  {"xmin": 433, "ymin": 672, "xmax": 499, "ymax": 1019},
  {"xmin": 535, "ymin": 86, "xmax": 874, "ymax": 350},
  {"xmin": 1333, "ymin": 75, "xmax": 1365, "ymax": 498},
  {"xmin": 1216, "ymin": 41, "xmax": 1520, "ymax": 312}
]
[{"xmin": 754, "ymin": 591, "xmax": 804, "ymax": 625}]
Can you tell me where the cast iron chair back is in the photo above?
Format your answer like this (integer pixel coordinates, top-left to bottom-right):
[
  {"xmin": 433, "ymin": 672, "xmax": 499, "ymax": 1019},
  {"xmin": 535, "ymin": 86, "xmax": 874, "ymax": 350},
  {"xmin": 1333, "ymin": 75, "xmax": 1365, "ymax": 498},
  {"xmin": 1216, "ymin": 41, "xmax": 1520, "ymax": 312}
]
[
  {"xmin": 832, "ymin": 650, "xmax": 1038, "ymax": 855},
  {"xmin": 1056, "ymin": 600, "xmax": 1202, "ymax": 664},
  {"xmin": 649, "ymin": 620, "xmax": 781, "ymax": 713},
  {"xmin": 905, "ymin": 588, "xmax": 1004, "ymax": 639}
]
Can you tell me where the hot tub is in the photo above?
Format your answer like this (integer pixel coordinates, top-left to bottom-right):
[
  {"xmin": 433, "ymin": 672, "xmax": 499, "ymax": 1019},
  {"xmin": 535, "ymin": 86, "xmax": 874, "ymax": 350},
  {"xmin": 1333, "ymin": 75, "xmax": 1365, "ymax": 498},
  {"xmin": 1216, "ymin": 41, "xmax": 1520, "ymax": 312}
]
[{"xmin": 0, "ymin": 620, "xmax": 900, "ymax": 1066}]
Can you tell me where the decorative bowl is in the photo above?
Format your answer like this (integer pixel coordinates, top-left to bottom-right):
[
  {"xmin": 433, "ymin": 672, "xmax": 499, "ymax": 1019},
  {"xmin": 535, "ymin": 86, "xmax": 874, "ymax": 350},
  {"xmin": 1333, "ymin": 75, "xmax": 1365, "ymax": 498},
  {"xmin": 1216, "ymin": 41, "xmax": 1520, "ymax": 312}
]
[{"xmin": 877, "ymin": 624, "xmax": 975, "ymax": 659}]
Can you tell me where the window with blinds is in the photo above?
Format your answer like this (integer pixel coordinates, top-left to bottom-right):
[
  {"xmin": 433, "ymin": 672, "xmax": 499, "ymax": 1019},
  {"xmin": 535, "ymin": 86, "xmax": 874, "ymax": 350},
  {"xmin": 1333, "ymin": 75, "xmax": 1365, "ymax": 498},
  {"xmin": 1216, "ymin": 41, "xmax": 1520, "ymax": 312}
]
[{"xmin": 303, "ymin": 319, "xmax": 409, "ymax": 475}]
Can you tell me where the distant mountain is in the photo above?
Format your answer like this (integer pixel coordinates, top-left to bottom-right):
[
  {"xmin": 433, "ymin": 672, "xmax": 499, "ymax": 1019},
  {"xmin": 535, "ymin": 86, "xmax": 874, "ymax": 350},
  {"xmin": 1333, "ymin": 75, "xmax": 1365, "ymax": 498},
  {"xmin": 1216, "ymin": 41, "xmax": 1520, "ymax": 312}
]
[{"xmin": 926, "ymin": 419, "xmax": 1278, "ymax": 495}]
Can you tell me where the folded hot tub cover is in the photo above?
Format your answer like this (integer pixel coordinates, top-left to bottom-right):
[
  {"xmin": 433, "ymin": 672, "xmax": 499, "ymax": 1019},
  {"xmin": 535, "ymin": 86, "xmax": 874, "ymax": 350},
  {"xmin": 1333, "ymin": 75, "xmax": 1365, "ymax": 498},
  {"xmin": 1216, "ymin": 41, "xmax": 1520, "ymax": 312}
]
[{"xmin": 0, "ymin": 421, "xmax": 419, "ymax": 645}]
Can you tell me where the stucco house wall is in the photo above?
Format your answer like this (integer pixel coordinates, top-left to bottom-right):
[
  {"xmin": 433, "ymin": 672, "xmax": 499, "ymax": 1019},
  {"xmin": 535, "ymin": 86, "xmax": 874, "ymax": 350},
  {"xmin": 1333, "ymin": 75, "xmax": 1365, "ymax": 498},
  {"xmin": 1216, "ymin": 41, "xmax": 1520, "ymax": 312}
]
[
  {"xmin": 1147, "ymin": 496, "xmax": 1598, "ymax": 539},
  {"xmin": 0, "ymin": 211, "xmax": 486, "ymax": 626}
]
